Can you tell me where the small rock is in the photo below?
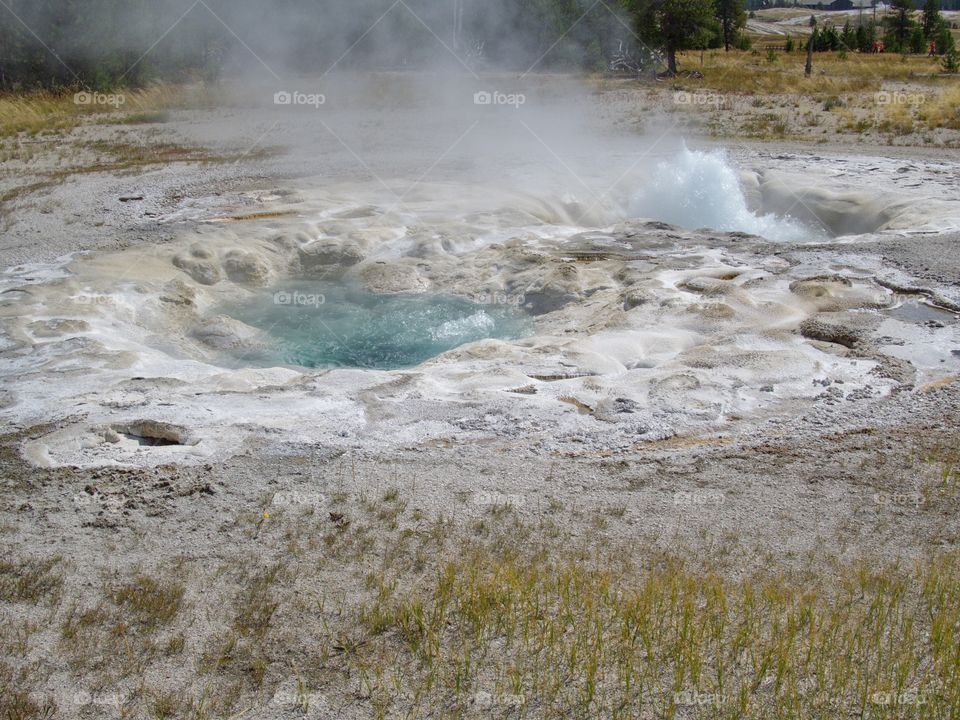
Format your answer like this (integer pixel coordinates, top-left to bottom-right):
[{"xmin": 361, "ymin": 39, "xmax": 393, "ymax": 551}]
[
  {"xmin": 623, "ymin": 291, "xmax": 653, "ymax": 310},
  {"xmin": 612, "ymin": 397, "xmax": 641, "ymax": 413}
]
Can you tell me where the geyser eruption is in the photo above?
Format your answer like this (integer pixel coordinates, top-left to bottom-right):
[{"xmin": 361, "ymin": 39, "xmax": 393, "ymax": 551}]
[{"xmin": 628, "ymin": 148, "xmax": 823, "ymax": 242}]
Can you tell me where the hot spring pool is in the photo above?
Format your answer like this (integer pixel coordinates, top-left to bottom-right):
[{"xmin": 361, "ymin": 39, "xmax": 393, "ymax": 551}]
[{"xmin": 221, "ymin": 282, "xmax": 533, "ymax": 369}]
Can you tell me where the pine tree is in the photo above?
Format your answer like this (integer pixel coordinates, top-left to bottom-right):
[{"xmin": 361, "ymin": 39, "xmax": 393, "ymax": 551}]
[
  {"xmin": 936, "ymin": 20, "xmax": 957, "ymax": 55},
  {"xmin": 626, "ymin": 0, "xmax": 716, "ymax": 75},
  {"xmin": 856, "ymin": 24, "xmax": 869, "ymax": 53},
  {"xmin": 943, "ymin": 45, "xmax": 960, "ymax": 72},
  {"xmin": 886, "ymin": 0, "xmax": 915, "ymax": 51},
  {"xmin": 922, "ymin": 0, "xmax": 942, "ymax": 38},
  {"xmin": 715, "ymin": 0, "xmax": 747, "ymax": 51},
  {"xmin": 909, "ymin": 24, "xmax": 927, "ymax": 53},
  {"xmin": 841, "ymin": 20, "xmax": 857, "ymax": 50}
]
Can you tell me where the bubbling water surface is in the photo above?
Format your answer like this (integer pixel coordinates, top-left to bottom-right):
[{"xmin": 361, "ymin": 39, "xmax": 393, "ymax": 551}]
[{"xmin": 224, "ymin": 282, "xmax": 533, "ymax": 369}]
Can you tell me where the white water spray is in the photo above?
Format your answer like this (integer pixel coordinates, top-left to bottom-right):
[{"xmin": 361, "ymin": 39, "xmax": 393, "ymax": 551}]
[{"xmin": 629, "ymin": 148, "xmax": 821, "ymax": 242}]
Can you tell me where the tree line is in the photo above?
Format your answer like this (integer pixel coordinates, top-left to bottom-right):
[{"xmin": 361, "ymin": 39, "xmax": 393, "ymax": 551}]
[
  {"xmin": 0, "ymin": 0, "xmax": 954, "ymax": 91},
  {"xmin": 0, "ymin": 0, "xmax": 748, "ymax": 90},
  {"xmin": 800, "ymin": 0, "xmax": 958, "ymax": 72},
  {"xmin": 747, "ymin": 0, "xmax": 960, "ymax": 9},
  {"xmin": 779, "ymin": 0, "xmax": 957, "ymax": 55}
]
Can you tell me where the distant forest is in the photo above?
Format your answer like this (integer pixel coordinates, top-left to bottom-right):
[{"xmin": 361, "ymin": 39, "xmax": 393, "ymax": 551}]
[
  {"xmin": 1, "ymin": 0, "xmax": 633, "ymax": 89},
  {"xmin": 0, "ymin": 0, "xmax": 956, "ymax": 90},
  {"xmin": 747, "ymin": 0, "xmax": 960, "ymax": 9}
]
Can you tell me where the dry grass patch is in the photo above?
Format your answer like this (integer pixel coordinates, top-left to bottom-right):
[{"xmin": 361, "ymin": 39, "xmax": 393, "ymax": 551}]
[
  {"xmin": 0, "ymin": 662, "xmax": 57, "ymax": 720},
  {"xmin": 0, "ymin": 556, "xmax": 63, "ymax": 604},
  {"xmin": 651, "ymin": 51, "xmax": 960, "ymax": 144},
  {"xmin": 919, "ymin": 437, "xmax": 960, "ymax": 494},
  {"xmin": 108, "ymin": 574, "xmax": 185, "ymax": 630},
  {"xmin": 11, "ymin": 482, "xmax": 960, "ymax": 718},
  {"xmin": 918, "ymin": 85, "xmax": 960, "ymax": 130},
  {"xmin": 673, "ymin": 51, "xmax": 943, "ymax": 95},
  {"xmin": 0, "ymin": 83, "xmax": 221, "ymax": 138},
  {"xmin": 59, "ymin": 569, "xmax": 186, "ymax": 681},
  {"xmin": 197, "ymin": 562, "xmax": 289, "ymax": 708},
  {"xmin": 352, "ymin": 545, "xmax": 960, "ymax": 718}
]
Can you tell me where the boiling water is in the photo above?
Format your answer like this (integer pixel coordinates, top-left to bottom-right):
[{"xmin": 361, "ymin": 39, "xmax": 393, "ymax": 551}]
[
  {"xmin": 629, "ymin": 148, "xmax": 822, "ymax": 241},
  {"xmin": 225, "ymin": 282, "xmax": 532, "ymax": 369},
  {"xmin": 4, "ymin": 143, "xmax": 959, "ymax": 467}
]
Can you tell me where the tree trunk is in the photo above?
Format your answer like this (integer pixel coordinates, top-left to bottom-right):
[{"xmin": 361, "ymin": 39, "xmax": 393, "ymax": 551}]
[{"xmin": 667, "ymin": 47, "xmax": 678, "ymax": 75}]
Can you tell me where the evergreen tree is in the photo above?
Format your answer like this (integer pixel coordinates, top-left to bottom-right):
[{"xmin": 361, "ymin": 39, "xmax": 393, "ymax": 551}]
[
  {"xmin": 922, "ymin": 0, "xmax": 942, "ymax": 38},
  {"xmin": 626, "ymin": 0, "xmax": 716, "ymax": 74},
  {"xmin": 885, "ymin": 0, "xmax": 915, "ymax": 52},
  {"xmin": 840, "ymin": 20, "xmax": 856, "ymax": 50},
  {"xmin": 814, "ymin": 24, "xmax": 840, "ymax": 51},
  {"xmin": 935, "ymin": 20, "xmax": 956, "ymax": 55},
  {"xmin": 856, "ymin": 24, "xmax": 869, "ymax": 52},
  {"xmin": 943, "ymin": 45, "xmax": 959, "ymax": 71},
  {"xmin": 715, "ymin": 0, "xmax": 747, "ymax": 51},
  {"xmin": 909, "ymin": 24, "xmax": 927, "ymax": 53},
  {"xmin": 857, "ymin": 21, "xmax": 878, "ymax": 53}
]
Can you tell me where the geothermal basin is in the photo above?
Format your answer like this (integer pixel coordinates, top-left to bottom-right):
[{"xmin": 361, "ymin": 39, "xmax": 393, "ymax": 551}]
[{"xmin": 2, "ymin": 145, "xmax": 960, "ymax": 469}]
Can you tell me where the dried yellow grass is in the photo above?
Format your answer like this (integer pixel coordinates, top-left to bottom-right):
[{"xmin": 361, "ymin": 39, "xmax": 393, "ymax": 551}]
[
  {"xmin": 0, "ymin": 82, "xmax": 219, "ymax": 138},
  {"xmin": 674, "ymin": 50, "xmax": 945, "ymax": 95},
  {"xmin": 918, "ymin": 85, "xmax": 960, "ymax": 130}
]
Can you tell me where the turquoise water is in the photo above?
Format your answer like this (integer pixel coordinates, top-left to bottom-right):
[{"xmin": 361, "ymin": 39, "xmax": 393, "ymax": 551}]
[{"xmin": 226, "ymin": 282, "xmax": 532, "ymax": 369}]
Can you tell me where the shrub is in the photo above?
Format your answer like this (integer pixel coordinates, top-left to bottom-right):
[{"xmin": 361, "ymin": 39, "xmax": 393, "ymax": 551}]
[{"xmin": 943, "ymin": 47, "xmax": 960, "ymax": 73}]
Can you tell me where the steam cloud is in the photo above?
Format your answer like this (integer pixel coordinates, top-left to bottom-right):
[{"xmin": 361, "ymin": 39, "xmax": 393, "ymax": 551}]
[{"xmin": 0, "ymin": 0, "xmax": 635, "ymax": 88}]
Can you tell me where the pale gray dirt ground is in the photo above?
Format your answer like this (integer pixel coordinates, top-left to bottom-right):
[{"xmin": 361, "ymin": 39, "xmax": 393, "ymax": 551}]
[{"xmin": 1, "ymin": 80, "xmax": 959, "ymax": 718}]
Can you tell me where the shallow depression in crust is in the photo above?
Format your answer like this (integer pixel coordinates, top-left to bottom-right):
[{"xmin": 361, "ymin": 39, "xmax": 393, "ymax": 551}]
[
  {"xmin": 2, "ymin": 147, "xmax": 960, "ymax": 469},
  {"xmin": 217, "ymin": 282, "xmax": 534, "ymax": 370}
]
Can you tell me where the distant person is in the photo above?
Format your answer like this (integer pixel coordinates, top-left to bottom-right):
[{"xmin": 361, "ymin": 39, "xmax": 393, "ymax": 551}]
[{"xmin": 929, "ymin": 41, "xmax": 937, "ymax": 57}]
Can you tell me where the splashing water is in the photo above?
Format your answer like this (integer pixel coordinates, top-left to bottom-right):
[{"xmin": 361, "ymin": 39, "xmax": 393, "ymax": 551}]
[{"xmin": 629, "ymin": 148, "xmax": 820, "ymax": 242}]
